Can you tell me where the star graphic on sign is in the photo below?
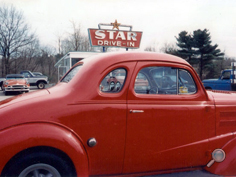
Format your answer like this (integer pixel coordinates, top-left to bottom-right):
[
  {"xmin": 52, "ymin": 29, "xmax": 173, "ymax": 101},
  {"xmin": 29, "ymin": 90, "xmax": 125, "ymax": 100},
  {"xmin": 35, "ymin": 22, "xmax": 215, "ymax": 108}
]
[{"xmin": 111, "ymin": 20, "xmax": 120, "ymax": 30}]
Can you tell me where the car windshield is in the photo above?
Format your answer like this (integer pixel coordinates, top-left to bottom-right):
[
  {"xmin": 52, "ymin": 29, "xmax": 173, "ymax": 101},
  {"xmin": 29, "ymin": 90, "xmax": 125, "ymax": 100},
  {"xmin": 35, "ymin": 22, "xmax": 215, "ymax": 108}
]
[
  {"xmin": 61, "ymin": 65, "xmax": 82, "ymax": 83},
  {"xmin": 33, "ymin": 73, "xmax": 42, "ymax": 76},
  {"xmin": 29, "ymin": 71, "xmax": 35, "ymax": 76}
]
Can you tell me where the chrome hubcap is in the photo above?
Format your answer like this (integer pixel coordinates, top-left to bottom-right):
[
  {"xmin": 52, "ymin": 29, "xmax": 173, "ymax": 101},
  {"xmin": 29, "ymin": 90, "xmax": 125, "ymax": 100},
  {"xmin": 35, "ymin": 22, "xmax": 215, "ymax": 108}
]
[
  {"xmin": 19, "ymin": 164, "xmax": 61, "ymax": 177},
  {"xmin": 38, "ymin": 83, "xmax": 44, "ymax": 89}
]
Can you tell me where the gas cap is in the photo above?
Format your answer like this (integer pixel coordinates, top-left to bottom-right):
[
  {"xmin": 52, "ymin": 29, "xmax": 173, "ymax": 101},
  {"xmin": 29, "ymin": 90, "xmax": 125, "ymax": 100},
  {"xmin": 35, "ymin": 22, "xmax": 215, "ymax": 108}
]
[{"xmin": 87, "ymin": 138, "xmax": 97, "ymax": 147}]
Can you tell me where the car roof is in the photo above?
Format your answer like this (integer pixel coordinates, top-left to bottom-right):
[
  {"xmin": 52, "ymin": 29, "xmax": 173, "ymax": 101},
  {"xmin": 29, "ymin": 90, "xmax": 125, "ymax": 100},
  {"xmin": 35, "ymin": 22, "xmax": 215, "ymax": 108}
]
[
  {"xmin": 81, "ymin": 51, "xmax": 190, "ymax": 67},
  {"xmin": 223, "ymin": 69, "xmax": 232, "ymax": 72}
]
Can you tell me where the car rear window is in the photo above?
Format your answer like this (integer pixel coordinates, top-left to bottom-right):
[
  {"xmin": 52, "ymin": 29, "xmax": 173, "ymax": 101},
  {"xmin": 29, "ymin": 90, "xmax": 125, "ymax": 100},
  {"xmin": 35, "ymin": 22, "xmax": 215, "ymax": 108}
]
[
  {"xmin": 61, "ymin": 65, "xmax": 82, "ymax": 83},
  {"xmin": 100, "ymin": 68, "xmax": 127, "ymax": 93}
]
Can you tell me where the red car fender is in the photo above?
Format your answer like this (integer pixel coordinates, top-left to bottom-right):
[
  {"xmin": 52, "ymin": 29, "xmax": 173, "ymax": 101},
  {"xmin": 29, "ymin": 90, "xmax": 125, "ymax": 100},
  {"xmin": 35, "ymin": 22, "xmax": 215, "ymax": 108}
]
[
  {"xmin": 0, "ymin": 123, "xmax": 89, "ymax": 177},
  {"xmin": 206, "ymin": 136, "xmax": 236, "ymax": 176}
]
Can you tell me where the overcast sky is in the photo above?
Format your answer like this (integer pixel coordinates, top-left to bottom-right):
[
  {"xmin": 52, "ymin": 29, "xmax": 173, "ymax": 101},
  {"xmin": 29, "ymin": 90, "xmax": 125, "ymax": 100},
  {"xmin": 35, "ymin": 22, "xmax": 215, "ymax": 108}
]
[{"xmin": 0, "ymin": 0, "xmax": 236, "ymax": 57}]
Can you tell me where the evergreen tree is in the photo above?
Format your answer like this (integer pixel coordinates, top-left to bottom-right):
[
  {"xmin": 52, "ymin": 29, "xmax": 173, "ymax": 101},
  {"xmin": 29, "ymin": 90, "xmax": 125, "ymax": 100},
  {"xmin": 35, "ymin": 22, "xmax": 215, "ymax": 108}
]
[
  {"xmin": 175, "ymin": 31, "xmax": 195, "ymax": 64},
  {"xmin": 175, "ymin": 29, "xmax": 224, "ymax": 80},
  {"xmin": 193, "ymin": 29, "xmax": 224, "ymax": 80}
]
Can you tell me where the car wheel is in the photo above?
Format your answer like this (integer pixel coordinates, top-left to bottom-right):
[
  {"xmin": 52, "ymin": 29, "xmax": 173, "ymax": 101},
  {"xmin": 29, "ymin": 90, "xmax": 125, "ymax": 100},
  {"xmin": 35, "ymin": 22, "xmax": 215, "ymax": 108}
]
[
  {"xmin": 4, "ymin": 91, "xmax": 8, "ymax": 96},
  {"xmin": 37, "ymin": 82, "xmax": 45, "ymax": 89},
  {"xmin": 205, "ymin": 87, "xmax": 212, "ymax": 90},
  {"xmin": 19, "ymin": 163, "xmax": 61, "ymax": 177},
  {"xmin": 2, "ymin": 152, "xmax": 75, "ymax": 177}
]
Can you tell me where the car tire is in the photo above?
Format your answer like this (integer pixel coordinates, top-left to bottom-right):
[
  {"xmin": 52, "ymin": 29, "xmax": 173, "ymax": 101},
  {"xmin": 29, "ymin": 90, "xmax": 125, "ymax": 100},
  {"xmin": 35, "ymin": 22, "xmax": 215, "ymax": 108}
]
[
  {"xmin": 37, "ymin": 82, "xmax": 45, "ymax": 89},
  {"xmin": 205, "ymin": 87, "xmax": 212, "ymax": 90},
  {"xmin": 4, "ymin": 91, "xmax": 8, "ymax": 96},
  {"xmin": 1, "ymin": 152, "xmax": 75, "ymax": 177}
]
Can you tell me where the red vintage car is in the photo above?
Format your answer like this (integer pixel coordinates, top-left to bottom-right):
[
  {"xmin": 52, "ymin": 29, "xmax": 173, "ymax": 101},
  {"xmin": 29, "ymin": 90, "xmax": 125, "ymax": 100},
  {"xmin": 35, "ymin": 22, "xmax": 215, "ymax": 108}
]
[
  {"xmin": 2, "ymin": 74, "xmax": 30, "ymax": 95},
  {"xmin": 0, "ymin": 52, "xmax": 236, "ymax": 177}
]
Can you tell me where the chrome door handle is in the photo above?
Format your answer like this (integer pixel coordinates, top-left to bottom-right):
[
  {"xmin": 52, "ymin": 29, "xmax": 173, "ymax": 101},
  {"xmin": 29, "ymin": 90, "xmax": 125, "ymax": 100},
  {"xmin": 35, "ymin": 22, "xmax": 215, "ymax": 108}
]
[{"xmin": 130, "ymin": 110, "xmax": 144, "ymax": 113}]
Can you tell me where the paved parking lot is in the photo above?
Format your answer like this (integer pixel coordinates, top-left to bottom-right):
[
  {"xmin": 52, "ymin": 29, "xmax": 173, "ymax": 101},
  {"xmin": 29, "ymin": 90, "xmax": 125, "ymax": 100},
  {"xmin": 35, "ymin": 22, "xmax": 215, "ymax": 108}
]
[
  {"xmin": 0, "ymin": 87, "xmax": 32, "ymax": 101},
  {"xmin": 0, "ymin": 84, "xmax": 54, "ymax": 101},
  {"xmin": 0, "ymin": 86, "xmax": 39, "ymax": 101},
  {"xmin": 144, "ymin": 170, "xmax": 222, "ymax": 177},
  {"xmin": 0, "ymin": 86, "xmax": 222, "ymax": 177}
]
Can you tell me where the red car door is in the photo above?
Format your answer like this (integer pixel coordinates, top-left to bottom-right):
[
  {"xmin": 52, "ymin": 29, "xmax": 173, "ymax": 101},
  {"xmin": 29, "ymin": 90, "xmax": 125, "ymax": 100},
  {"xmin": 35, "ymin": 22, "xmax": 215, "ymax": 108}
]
[{"xmin": 123, "ymin": 62, "xmax": 215, "ymax": 173}]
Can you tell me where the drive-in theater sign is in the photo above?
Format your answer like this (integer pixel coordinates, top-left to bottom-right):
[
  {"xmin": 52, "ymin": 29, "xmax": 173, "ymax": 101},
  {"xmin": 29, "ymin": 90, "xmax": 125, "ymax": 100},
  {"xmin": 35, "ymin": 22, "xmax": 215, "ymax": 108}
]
[{"xmin": 88, "ymin": 20, "xmax": 142, "ymax": 50}]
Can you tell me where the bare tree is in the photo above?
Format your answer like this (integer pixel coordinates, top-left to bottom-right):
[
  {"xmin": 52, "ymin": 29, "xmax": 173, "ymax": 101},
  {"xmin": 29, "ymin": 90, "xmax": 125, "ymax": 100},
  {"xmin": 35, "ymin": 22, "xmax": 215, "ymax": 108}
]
[
  {"xmin": 144, "ymin": 41, "xmax": 159, "ymax": 52},
  {"xmin": 60, "ymin": 21, "xmax": 92, "ymax": 54},
  {"xmin": 144, "ymin": 46, "xmax": 157, "ymax": 52},
  {"xmin": 36, "ymin": 46, "xmax": 57, "ymax": 83},
  {"xmin": 70, "ymin": 21, "xmax": 81, "ymax": 51},
  {"xmin": 61, "ymin": 38, "xmax": 72, "ymax": 54},
  {"xmin": 14, "ymin": 39, "xmax": 41, "ymax": 72},
  {"xmin": 160, "ymin": 43, "xmax": 178, "ymax": 55},
  {"xmin": 0, "ymin": 5, "xmax": 36, "ymax": 76},
  {"xmin": 54, "ymin": 31, "xmax": 65, "ymax": 55}
]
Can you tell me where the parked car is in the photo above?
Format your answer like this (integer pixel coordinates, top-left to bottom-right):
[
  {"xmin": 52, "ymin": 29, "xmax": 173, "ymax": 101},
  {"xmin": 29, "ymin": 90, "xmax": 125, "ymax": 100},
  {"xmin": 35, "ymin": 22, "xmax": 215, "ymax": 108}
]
[
  {"xmin": 20, "ymin": 70, "xmax": 48, "ymax": 89},
  {"xmin": 202, "ymin": 62, "xmax": 236, "ymax": 91},
  {"xmin": 1, "ymin": 71, "xmax": 47, "ymax": 90},
  {"xmin": 1, "ymin": 52, "xmax": 236, "ymax": 176},
  {"xmin": 2, "ymin": 74, "xmax": 30, "ymax": 95},
  {"xmin": 203, "ymin": 69, "xmax": 235, "ymax": 91},
  {"xmin": 0, "ymin": 78, "xmax": 6, "ymax": 90}
]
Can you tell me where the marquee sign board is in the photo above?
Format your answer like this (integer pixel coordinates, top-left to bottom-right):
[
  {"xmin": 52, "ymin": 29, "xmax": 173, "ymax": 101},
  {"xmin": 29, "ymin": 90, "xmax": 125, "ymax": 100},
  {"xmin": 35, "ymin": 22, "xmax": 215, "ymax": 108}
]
[{"xmin": 88, "ymin": 29, "xmax": 142, "ymax": 49}]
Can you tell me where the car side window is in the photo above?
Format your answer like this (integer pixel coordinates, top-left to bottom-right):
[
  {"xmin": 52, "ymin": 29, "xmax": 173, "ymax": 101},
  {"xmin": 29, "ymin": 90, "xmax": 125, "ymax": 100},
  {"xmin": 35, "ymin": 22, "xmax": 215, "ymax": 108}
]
[
  {"xmin": 134, "ymin": 73, "xmax": 151, "ymax": 94},
  {"xmin": 221, "ymin": 71, "xmax": 230, "ymax": 80},
  {"xmin": 100, "ymin": 68, "xmax": 127, "ymax": 93},
  {"xmin": 22, "ymin": 72, "xmax": 30, "ymax": 78},
  {"xmin": 134, "ymin": 67, "xmax": 197, "ymax": 95},
  {"xmin": 178, "ymin": 69, "xmax": 197, "ymax": 94}
]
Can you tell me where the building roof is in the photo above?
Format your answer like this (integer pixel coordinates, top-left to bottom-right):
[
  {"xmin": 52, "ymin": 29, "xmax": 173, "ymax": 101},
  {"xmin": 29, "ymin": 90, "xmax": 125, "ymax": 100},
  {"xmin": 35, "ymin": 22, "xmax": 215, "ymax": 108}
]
[{"xmin": 54, "ymin": 51, "xmax": 101, "ymax": 67}]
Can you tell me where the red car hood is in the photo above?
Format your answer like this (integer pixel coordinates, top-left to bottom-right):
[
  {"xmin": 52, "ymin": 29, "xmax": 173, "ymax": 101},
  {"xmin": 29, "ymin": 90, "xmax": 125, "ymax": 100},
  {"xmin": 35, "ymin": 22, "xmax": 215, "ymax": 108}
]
[
  {"xmin": 207, "ymin": 90, "xmax": 236, "ymax": 104},
  {"xmin": 207, "ymin": 90, "xmax": 236, "ymax": 135},
  {"xmin": 6, "ymin": 79, "xmax": 27, "ymax": 85}
]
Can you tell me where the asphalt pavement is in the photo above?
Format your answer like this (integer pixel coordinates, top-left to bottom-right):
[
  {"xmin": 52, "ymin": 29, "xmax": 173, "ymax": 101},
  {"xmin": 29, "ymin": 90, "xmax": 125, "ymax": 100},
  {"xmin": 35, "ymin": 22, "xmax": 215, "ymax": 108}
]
[
  {"xmin": 0, "ymin": 84, "xmax": 53, "ymax": 101},
  {"xmin": 143, "ymin": 170, "xmax": 222, "ymax": 177},
  {"xmin": 0, "ymin": 86, "xmax": 37, "ymax": 101}
]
